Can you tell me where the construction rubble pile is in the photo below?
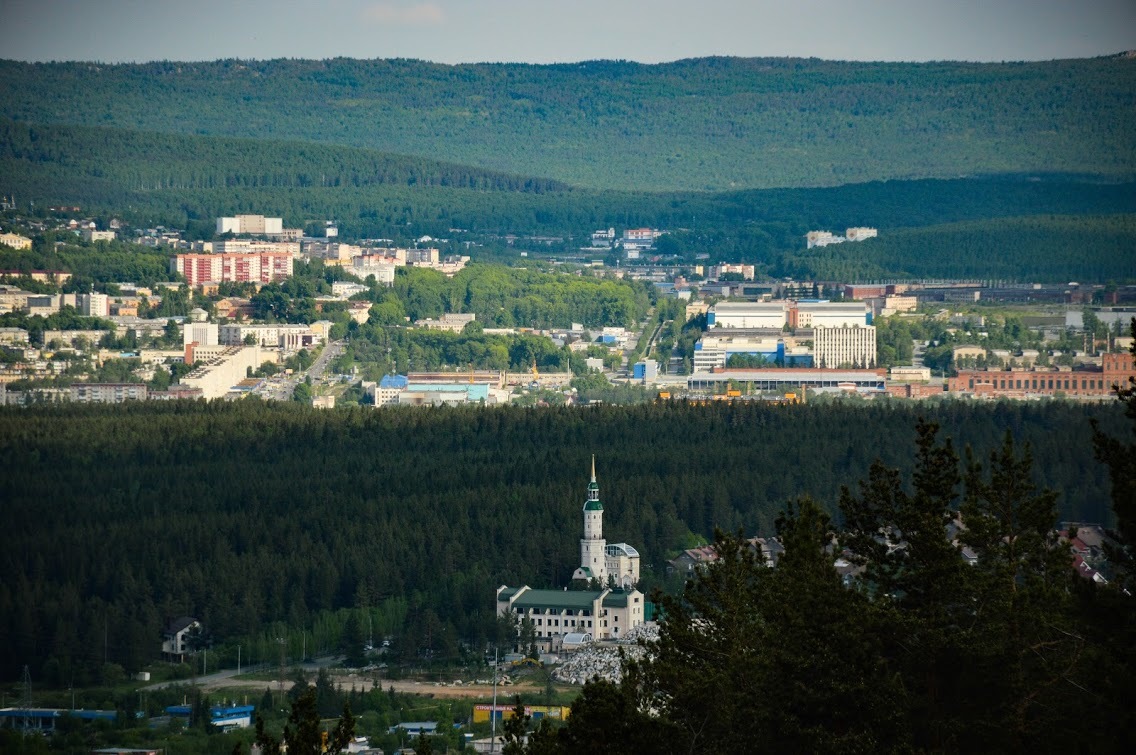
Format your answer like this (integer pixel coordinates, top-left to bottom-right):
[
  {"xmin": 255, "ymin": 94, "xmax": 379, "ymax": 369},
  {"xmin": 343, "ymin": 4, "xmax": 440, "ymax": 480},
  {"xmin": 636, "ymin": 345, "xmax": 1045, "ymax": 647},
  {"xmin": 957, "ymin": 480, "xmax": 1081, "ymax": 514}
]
[{"xmin": 551, "ymin": 624, "xmax": 659, "ymax": 685}]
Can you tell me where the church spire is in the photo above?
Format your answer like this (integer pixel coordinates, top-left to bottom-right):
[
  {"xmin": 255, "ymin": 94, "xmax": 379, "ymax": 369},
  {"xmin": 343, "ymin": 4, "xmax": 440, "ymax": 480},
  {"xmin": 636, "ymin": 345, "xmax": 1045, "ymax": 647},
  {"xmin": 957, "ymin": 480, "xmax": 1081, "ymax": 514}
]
[{"xmin": 585, "ymin": 455, "xmax": 602, "ymax": 510}]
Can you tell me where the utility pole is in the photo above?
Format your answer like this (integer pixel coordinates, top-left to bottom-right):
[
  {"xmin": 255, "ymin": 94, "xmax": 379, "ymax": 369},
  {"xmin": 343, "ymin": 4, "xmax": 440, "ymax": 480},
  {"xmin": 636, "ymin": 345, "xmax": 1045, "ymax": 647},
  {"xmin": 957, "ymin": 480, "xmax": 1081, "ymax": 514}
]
[
  {"xmin": 490, "ymin": 647, "xmax": 498, "ymax": 753},
  {"xmin": 237, "ymin": 645, "xmax": 241, "ymax": 676},
  {"xmin": 276, "ymin": 636, "xmax": 286, "ymax": 707}
]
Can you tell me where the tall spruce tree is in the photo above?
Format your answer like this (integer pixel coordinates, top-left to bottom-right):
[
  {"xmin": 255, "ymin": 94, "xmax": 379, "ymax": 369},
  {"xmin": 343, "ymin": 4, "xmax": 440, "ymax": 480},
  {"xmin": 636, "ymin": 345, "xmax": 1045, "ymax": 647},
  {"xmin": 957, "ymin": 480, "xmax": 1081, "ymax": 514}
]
[
  {"xmin": 1085, "ymin": 318, "xmax": 1136, "ymax": 750},
  {"xmin": 839, "ymin": 419, "xmax": 971, "ymax": 751},
  {"xmin": 960, "ymin": 433, "xmax": 1086, "ymax": 748}
]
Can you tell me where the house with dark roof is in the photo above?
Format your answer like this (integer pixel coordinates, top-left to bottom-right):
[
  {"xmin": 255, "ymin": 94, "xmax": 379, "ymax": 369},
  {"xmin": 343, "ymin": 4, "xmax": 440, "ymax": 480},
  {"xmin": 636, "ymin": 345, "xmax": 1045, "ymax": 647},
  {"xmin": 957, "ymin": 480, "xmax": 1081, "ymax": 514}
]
[
  {"xmin": 161, "ymin": 616, "xmax": 201, "ymax": 663},
  {"xmin": 668, "ymin": 544, "xmax": 719, "ymax": 575}
]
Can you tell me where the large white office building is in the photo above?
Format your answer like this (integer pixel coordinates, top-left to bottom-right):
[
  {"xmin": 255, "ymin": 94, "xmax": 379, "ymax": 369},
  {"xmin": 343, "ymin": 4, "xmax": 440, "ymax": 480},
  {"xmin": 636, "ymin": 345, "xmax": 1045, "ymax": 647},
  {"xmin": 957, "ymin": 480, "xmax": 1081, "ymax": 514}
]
[
  {"xmin": 707, "ymin": 302, "xmax": 788, "ymax": 329},
  {"xmin": 814, "ymin": 325, "xmax": 877, "ymax": 368},
  {"xmin": 795, "ymin": 301, "xmax": 868, "ymax": 329}
]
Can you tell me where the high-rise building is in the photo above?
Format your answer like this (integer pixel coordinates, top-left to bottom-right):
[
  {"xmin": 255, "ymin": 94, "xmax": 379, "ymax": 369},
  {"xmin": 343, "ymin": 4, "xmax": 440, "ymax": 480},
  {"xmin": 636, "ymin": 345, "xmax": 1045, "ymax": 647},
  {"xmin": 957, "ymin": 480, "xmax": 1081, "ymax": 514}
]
[{"xmin": 814, "ymin": 325, "xmax": 877, "ymax": 369}]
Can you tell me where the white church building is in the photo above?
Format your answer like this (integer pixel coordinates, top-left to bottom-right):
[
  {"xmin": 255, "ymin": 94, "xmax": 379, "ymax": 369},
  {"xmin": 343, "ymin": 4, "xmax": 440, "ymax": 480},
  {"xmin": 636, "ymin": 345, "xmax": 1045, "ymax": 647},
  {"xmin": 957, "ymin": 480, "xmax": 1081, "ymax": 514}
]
[
  {"xmin": 496, "ymin": 459, "xmax": 646, "ymax": 651},
  {"xmin": 571, "ymin": 457, "xmax": 641, "ymax": 589}
]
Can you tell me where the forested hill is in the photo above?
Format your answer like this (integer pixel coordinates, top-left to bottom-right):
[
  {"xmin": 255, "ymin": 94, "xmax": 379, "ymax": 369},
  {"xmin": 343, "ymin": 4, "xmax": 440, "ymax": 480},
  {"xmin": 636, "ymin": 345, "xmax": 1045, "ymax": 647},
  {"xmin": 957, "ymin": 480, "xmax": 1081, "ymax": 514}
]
[
  {"xmin": 5, "ymin": 118, "xmax": 1135, "ymax": 235},
  {"xmin": 2, "ymin": 56, "xmax": 1134, "ymax": 191},
  {"xmin": 0, "ymin": 400, "xmax": 1127, "ymax": 682}
]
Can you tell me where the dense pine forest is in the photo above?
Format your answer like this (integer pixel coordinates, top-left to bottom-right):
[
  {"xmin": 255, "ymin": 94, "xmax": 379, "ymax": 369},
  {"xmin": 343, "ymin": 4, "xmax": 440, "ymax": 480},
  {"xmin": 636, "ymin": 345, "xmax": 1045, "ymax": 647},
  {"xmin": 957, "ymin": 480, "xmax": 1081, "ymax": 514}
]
[
  {"xmin": 0, "ymin": 399, "xmax": 1127, "ymax": 685},
  {"xmin": 2, "ymin": 57, "xmax": 1134, "ymax": 191}
]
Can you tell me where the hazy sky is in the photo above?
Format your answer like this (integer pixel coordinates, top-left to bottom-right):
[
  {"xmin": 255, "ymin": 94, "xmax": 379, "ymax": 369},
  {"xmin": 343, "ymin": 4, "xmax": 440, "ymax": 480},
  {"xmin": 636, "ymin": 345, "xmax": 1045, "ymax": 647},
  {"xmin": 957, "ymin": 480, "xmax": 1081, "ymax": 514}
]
[{"xmin": 2, "ymin": 0, "xmax": 1134, "ymax": 65}]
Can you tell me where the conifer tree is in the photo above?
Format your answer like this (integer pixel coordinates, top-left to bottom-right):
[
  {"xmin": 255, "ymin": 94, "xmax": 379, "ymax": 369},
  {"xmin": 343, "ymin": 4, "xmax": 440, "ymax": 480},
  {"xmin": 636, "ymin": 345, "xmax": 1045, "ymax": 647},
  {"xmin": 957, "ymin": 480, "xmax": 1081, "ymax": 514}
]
[
  {"xmin": 958, "ymin": 433, "xmax": 1088, "ymax": 747},
  {"xmin": 839, "ymin": 419, "xmax": 970, "ymax": 751}
]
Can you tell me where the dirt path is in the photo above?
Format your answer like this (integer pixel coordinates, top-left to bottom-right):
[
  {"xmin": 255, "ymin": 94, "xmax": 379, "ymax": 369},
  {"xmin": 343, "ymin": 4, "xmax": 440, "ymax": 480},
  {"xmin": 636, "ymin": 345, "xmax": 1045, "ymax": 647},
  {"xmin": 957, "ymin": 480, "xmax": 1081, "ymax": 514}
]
[{"xmin": 200, "ymin": 675, "xmax": 536, "ymax": 700}]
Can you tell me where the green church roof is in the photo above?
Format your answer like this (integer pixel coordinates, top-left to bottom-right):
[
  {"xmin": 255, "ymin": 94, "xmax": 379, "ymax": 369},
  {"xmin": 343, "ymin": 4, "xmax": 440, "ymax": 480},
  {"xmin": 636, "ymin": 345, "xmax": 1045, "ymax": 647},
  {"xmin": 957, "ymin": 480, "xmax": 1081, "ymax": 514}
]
[{"xmin": 584, "ymin": 500, "xmax": 603, "ymax": 511}]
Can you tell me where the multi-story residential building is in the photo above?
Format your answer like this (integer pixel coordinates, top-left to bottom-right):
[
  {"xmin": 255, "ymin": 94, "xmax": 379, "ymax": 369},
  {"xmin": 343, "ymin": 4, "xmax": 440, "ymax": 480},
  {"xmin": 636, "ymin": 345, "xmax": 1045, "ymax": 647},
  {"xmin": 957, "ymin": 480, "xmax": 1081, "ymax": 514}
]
[
  {"xmin": 0, "ymin": 327, "xmax": 29, "ymax": 344},
  {"xmin": 70, "ymin": 383, "xmax": 149, "ymax": 403},
  {"xmin": 172, "ymin": 248, "xmax": 294, "ymax": 286},
  {"xmin": 351, "ymin": 256, "xmax": 397, "ymax": 285},
  {"xmin": 331, "ymin": 281, "xmax": 370, "ymax": 299},
  {"xmin": 814, "ymin": 324, "xmax": 877, "ymax": 368},
  {"xmin": 845, "ymin": 227, "xmax": 879, "ymax": 242},
  {"xmin": 806, "ymin": 231, "xmax": 843, "ymax": 248},
  {"xmin": 406, "ymin": 247, "xmax": 440, "ymax": 265},
  {"xmin": 216, "ymin": 215, "xmax": 283, "ymax": 236},
  {"xmin": 178, "ymin": 346, "xmax": 264, "ymax": 399},
  {"xmin": 213, "ymin": 239, "xmax": 300, "ymax": 257},
  {"xmin": 0, "ymin": 285, "xmax": 32, "ymax": 314},
  {"xmin": 81, "ymin": 228, "xmax": 116, "ymax": 242},
  {"xmin": 305, "ymin": 241, "xmax": 361, "ymax": 264},
  {"xmin": 183, "ymin": 322, "xmax": 219, "ymax": 347},
  {"xmin": 806, "ymin": 227, "xmax": 877, "ymax": 247},
  {"xmin": 218, "ymin": 323, "xmax": 319, "ymax": 348},
  {"xmin": 25, "ymin": 294, "xmax": 61, "ymax": 317},
  {"xmin": 708, "ymin": 263, "xmax": 756, "ymax": 281}
]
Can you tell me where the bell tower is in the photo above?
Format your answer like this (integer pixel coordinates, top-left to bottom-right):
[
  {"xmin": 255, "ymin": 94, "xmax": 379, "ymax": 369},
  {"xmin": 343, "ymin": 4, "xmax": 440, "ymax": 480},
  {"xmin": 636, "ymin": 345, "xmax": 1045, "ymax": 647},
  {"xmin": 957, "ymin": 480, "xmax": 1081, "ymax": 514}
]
[{"xmin": 576, "ymin": 455, "xmax": 607, "ymax": 583}]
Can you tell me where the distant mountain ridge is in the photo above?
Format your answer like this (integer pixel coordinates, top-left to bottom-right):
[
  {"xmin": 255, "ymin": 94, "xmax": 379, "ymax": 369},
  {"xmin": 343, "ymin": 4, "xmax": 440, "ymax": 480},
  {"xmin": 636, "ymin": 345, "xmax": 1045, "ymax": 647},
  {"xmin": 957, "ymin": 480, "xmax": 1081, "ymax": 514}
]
[
  {"xmin": 1, "ymin": 56, "xmax": 1133, "ymax": 191},
  {"xmin": 3, "ymin": 119, "xmax": 1134, "ymax": 282}
]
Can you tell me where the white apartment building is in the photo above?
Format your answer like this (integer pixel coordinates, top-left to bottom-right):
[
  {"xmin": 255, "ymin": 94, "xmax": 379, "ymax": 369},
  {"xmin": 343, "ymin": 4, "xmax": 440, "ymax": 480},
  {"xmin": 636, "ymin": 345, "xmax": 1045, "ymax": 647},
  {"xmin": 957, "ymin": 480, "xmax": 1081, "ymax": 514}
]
[
  {"xmin": 216, "ymin": 215, "xmax": 283, "ymax": 236},
  {"xmin": 406, "ymin": 247, "xmax": 440, "ymax": 265},
  {"xmin": 331, "ymin": 281, "xmax": 370, "ymax": 299},
  {"xmin": 351, "ymin": 257, "xmax": 396, "ymax": 285},
  {"xmin": 814, "ymin": 325, "xmax": 877, "ymax": 368},
  {"xmin": 218, "ymin": 323, "xmax": 320, "ymax": 349},
  {"xmin": 70, "ymin": 383, "xmax": 148, "ymax": 403},
  {"xmin": 845, "ymin": 227, "xmax": 879, "ymax": 242},
  {"xmin": 178, "ymin": 346, "xmax": 263, "ymax": 399},
  {"xmin": 212, "ymin": 240, "xmax": 300, "ymax": 256},
  {"xmin": 183, "ymin": 322, "xmax": 219, "ymax": 347},
  {"xmin": 77, "ymin": 293, "xmax": 110, "ymax": 318},
  {"xmin": 806, "ymin": 231, "xmax": 844, "ymax": 248},
  {"xmin": 806, "ymin": 228, "xmax": 878, "ymax": 248}
]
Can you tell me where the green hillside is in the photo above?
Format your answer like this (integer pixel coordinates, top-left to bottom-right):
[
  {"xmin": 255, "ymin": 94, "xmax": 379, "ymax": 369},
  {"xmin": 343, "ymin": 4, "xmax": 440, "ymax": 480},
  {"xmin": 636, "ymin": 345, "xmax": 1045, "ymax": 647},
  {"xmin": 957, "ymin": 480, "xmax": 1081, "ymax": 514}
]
[
  {"xmin": 781, "ymin": 214, "xmax": 1136, "ymax": 282},
  {"xmin": 4, "ymin": 120, "xmax": 1134, "ymax": 282},
  {"xmin": 2, "ymin": 56, "xmax": 1134, "ymax": 191}
]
